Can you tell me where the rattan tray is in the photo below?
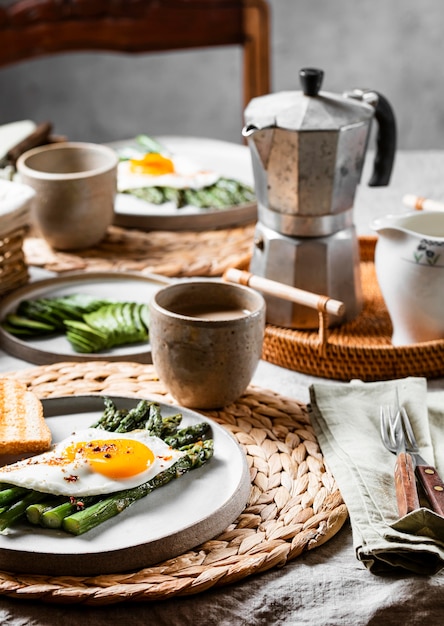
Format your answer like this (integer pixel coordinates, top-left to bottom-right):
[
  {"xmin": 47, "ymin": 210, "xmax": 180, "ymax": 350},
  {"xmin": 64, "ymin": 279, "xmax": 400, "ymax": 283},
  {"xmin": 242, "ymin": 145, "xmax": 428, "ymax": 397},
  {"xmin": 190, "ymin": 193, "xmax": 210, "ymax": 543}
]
[
  {"xmin": 262, "ymin": 236, "xmax": 444, "ymax": 381},
  {"xmin": 0, "ymin": 361, "xmax": 346, "ymax": 605}
]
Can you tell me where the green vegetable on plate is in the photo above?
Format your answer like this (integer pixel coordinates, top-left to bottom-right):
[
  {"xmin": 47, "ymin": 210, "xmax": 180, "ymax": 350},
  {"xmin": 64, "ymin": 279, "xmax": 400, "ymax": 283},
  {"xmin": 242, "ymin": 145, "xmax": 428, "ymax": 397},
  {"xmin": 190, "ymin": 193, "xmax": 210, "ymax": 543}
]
[
  {"xmin": 0, "ymin": 398, "xmax": 214, "ymax": 535},
  {"xmin": 123, "ymin": 177, "xmax": 255, "ymax": 210},
  {"xmin": 1, "ymin": 295, "xmax": 150, "ymax": 353}
]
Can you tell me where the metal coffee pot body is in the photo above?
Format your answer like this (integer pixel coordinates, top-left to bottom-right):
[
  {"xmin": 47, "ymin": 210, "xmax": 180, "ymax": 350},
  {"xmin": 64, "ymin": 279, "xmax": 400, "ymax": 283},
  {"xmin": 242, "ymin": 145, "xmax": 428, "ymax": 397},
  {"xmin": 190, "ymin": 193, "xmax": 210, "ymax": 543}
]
[{"xmin": 243, "ymin": 68, "xmax": 396, "ymax": 329}]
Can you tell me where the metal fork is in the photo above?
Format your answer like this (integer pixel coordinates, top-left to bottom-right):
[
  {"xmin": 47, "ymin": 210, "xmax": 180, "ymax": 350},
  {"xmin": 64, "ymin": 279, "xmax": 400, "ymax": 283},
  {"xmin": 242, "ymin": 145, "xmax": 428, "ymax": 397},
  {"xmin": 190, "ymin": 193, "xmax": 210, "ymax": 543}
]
[
  {"xmin": 398, "ymin": 406, "xmax": 444, "ymax": 516},
  {"xmin": 380, "ymin": 404, "xmax": 419, "ymax": 516}
]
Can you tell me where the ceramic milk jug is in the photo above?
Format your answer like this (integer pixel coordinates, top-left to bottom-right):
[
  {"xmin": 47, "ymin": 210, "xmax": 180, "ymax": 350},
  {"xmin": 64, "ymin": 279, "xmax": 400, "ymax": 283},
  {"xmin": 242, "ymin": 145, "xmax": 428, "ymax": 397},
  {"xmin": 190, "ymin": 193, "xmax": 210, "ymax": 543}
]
[{"xmin": 372, "ymin": 210, "xmax": 444, "ymax": 345}]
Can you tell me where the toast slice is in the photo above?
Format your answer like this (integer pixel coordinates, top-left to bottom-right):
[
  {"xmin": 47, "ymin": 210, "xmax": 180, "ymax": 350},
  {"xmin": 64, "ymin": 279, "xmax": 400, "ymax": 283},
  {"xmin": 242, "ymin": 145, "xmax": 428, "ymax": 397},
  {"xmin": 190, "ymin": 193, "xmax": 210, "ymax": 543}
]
[{"xmin": 0, "ymin": 378, "xmax": 52, "ymax": 455}]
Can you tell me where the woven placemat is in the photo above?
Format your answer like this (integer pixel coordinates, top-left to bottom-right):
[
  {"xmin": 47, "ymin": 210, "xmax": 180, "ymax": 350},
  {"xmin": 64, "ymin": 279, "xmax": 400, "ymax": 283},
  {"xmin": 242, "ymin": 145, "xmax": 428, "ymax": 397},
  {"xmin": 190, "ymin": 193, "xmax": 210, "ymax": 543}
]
[
  {"xmin": 262, "ymin": 236, "xmax": 444, "ymax": 381},
  {"xmin": 0, "ymin": 361, "xmax": 347, "ymax": 605},
  {"xmin": 23, "ymin": 224, "xmax": 255, "ymax": 277}
]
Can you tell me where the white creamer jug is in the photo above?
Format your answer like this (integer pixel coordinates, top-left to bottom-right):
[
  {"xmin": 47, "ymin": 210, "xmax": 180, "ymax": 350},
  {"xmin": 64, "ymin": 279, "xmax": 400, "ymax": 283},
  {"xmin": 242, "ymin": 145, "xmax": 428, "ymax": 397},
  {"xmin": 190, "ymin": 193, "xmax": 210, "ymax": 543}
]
[{"xmin": 372, "ymin": 211, "xmax": 444, "ymax": 345}]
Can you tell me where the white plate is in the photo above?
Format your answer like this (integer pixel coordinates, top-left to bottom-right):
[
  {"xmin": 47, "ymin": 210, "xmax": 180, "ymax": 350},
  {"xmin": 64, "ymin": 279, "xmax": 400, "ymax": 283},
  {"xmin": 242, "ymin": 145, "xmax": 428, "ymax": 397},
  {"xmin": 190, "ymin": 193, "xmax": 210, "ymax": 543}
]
[
  {"xmin": 112, "ymin": 136, "xmax": 257, "ymax": 231},
  {"xmin": 0, "ymin": 395, "xmax": 250, "ymax": 576},
  {"xmin": 0, "ymin": 271, "xmax": 171, "ymax": 365}
]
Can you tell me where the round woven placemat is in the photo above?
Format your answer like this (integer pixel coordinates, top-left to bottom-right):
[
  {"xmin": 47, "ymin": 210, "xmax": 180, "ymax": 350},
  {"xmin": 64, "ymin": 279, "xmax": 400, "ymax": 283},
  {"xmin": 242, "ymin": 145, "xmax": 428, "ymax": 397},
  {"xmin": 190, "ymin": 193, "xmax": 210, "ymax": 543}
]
[
  {"xmin": 23, "ymin": 223, "xmax": 255, "ymax": 277},
  {"xmin": 0, "ymin": 361, "xmax": 346, "ymax": 605},
  {"xmin": 263, "ymin": 236, "xmax": 444, "ymax": 381}
]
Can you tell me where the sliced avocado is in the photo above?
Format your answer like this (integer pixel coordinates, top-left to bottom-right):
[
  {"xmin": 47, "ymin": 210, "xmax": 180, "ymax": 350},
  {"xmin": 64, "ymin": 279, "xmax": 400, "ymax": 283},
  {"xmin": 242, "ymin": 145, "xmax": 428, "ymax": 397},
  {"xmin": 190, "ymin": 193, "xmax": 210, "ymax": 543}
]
[{"xmin": 4, "ymin": 314, "xmax": 56, "ymax": 334}]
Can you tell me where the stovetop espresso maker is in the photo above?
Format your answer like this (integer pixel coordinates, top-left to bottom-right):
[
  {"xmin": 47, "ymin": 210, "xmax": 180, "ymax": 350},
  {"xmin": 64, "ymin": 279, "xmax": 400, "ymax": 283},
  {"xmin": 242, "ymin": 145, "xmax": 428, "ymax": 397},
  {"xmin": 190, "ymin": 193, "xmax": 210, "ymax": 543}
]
[{"xmin": 242, "ymin": 68, "xmax": 396, "ymax": 329}]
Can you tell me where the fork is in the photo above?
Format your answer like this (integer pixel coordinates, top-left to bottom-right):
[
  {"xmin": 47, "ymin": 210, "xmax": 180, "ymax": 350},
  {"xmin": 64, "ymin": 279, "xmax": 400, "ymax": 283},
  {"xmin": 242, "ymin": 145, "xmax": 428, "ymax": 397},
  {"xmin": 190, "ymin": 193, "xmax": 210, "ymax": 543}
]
[
  {"xmin": 398, "ymin": 406, "xmax": 444, "ymax": 516},
  {"xmin": 380, "ymin": 405, "xmax": 420, "ymax": 516}
]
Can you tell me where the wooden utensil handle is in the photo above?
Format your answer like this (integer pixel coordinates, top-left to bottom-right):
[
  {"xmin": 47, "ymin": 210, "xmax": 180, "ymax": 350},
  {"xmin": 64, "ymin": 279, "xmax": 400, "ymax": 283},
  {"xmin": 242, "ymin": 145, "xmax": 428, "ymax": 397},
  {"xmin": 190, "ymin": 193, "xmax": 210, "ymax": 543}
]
[
  {"xmin": 403, "ymin": 194, "xmax": 444, "ymax": 212},
  {"xmin": 394, "ymin": 452, "xmax": 420, "ymax": 517},
  {"xmin": 6, "ymin": 121, "xmax": 52, "ymax": 164},
  {"xmin": 416, "ymin": 465, "xmax": 444, "ymax": 516},
  {"xmin": 223, "ymin": 268, "xmax": 345, "ymax": 317}
]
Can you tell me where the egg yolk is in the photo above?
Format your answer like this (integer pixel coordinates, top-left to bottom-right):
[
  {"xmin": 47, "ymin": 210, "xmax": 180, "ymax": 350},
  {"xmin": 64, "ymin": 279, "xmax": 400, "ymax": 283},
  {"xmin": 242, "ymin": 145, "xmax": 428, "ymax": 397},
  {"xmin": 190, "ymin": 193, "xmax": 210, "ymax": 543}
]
[
  {"xmin": 63, "ymin": 439, "xmax": 156, "ymax": 479},
  {"xmin": 129, "ymin": 152, "xmax": 175, "ymax": 176}
]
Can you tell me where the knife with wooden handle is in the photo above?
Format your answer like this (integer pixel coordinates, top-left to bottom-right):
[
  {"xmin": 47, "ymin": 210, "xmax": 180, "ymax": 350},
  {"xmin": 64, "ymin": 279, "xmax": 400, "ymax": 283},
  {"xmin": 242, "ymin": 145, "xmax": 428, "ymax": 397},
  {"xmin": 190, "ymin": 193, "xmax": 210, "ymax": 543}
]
[{"xmin": 399, "ymin": 406, "xmax": 444, "ymax": 517}]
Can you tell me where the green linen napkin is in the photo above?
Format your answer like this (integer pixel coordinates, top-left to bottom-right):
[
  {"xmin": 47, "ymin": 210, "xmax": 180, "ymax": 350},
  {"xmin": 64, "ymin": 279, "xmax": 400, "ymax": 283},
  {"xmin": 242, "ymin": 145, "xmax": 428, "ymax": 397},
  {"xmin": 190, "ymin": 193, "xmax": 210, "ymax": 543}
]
[{"xmin": 309, "ymin": 376, "xmax": 444, "ymax": 575}]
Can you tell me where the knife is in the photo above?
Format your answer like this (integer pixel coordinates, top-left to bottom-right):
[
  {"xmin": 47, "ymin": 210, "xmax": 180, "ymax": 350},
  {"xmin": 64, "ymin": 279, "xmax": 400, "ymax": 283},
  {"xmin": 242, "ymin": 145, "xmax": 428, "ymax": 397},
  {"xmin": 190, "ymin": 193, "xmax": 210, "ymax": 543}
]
[{"xmin": 399, "ymin": 406, "xmax": 444, "ymax": 517}]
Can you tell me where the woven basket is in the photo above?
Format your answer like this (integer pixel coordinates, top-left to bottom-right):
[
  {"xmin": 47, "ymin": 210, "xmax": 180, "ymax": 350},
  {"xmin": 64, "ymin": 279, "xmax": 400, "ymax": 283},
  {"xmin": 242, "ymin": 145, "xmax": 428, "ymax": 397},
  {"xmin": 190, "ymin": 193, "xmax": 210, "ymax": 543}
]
[
  {"xmin": 262, "ymin": 236, "xmax": 444, "ymax": 381},
  {"xmin": 0, "ymin": 226, "xmax": 29, "ymax": 296}
]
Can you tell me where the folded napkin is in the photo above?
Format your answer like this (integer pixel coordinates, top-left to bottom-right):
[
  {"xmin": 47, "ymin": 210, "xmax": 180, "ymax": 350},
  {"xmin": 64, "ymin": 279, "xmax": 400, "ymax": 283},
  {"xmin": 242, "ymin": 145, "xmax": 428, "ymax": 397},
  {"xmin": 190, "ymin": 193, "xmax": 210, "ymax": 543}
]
[
  {"xmin": 309, "ymin": 376, "xmax": 444, "ymax": 575},
  {"xmin": 0, "ymin": 178, "xmax": 34, "ymax": 236}
]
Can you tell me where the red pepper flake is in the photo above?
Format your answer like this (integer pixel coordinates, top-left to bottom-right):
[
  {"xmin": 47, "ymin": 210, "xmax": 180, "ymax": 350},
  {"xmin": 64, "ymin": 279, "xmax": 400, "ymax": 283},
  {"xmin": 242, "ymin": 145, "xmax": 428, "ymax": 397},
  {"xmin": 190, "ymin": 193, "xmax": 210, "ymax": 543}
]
[
  {"xmin": 69, "ymin": 496, "xmax": 86, "ymax": 510},
  {"xmin": 64, "ymin": 474, "xmax": 79, "ymax": 483}
]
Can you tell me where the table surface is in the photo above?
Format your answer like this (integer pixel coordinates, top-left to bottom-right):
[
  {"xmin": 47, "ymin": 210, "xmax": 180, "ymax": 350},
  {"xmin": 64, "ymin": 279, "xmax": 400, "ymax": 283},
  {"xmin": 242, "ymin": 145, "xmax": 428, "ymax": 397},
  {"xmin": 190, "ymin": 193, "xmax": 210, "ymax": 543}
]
[{"xmin": 1, "ymin": 150, "xmax": 444, "ymax": 625}]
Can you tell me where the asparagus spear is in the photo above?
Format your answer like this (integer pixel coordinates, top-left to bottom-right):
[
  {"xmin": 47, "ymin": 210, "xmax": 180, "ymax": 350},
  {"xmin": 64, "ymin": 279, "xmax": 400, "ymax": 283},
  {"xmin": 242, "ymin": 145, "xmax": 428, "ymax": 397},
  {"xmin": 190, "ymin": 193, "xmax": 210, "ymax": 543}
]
[
  {"xmin": 135, "ymin": 134, "xmax": 167, "ymax": 154},
  {"xmin": 164, "ymin": 422, "xmax": 211, "ymax": 448},
  {"xmin": 160, "ymin": 413, "xmax": 182, "ymax": 437},
  {"xmin": 91, "ymin": 398, "xmax": 183, "ymax": 436},
  {"xmin": 40, "ymin": 496, "xmax": 98, "ymax": 529},
  {"xmin": 142, "ymin": 402, "xmax": 163, "ymax": 437},
  {"xmin": 62, "ymin": 439, "xmax": 214, "ymax": 535},
  {"xmin": 91, "ymin": 398, "xmax": 152, "ymax": 431},
  {"xmin": 0, "ymin": 491, "xmax": 47, "ymax": 532},
  {"xmin": 26, "ymin": 497, "xmax": 66, "ymax": 525},
  {"xmin": 0, "ymin": 484, "xmax": 29, "ymax": 506}
]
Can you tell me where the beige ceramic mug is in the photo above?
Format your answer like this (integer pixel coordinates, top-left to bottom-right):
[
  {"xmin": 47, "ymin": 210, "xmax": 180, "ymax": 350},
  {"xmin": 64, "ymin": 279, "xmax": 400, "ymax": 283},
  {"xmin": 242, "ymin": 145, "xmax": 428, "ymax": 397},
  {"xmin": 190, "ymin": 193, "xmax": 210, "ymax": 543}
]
[
  {"xmin": 149, "ymin": 280, "xmax": 266, "ymax": 409},
  {"xmin": 16, "ymin": 142, "xmax": 118, "ymax": 250}
]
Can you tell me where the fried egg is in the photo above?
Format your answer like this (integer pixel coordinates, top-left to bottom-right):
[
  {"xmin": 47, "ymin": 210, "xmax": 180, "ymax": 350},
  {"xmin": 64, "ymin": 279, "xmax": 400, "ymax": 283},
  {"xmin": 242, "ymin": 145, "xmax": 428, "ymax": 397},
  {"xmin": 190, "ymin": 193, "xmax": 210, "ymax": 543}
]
[
  {"xmin": 117, "ymin": 152, "xmax": 220, "ymax": 191},
  {"xmin": 0, "ymin": 429, "xmax": 184, "ymax": 496}
]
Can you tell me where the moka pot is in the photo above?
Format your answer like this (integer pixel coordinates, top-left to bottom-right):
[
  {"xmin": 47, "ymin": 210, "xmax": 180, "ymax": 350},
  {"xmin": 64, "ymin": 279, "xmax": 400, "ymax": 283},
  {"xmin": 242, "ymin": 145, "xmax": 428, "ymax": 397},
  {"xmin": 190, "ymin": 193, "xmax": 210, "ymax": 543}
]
[{"xmin": 242, "ymin": 68, "xmax": 396, "ymax": 329}]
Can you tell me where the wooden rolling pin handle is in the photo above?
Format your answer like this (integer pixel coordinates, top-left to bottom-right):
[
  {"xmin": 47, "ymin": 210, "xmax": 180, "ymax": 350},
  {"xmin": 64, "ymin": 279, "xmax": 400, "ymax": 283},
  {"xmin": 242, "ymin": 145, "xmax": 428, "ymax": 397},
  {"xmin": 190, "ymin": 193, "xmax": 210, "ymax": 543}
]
[{"xmin": 223, "ymin": 268, "xmax": 346, "ymax": 318}]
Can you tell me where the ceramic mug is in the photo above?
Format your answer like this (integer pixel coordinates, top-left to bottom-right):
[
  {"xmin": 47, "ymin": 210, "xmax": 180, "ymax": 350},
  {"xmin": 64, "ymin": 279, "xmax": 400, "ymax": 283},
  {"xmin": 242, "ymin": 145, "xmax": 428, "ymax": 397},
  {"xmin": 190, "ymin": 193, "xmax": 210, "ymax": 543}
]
[
  {"xmin": 16, "ymin": 142, "xmax": 118, "ymax": 250},
  {"xmin": 149, "ymin": 280, "xmax": 266, "ymax": 409}
]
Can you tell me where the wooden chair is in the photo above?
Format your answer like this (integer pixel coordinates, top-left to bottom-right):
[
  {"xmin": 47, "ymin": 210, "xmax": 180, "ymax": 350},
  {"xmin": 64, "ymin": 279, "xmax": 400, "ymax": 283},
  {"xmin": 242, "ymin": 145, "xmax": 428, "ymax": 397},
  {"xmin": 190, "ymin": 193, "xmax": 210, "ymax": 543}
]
[{"xmin": 0, "ymin": 0, "xmax": 271, "ymax": 111}]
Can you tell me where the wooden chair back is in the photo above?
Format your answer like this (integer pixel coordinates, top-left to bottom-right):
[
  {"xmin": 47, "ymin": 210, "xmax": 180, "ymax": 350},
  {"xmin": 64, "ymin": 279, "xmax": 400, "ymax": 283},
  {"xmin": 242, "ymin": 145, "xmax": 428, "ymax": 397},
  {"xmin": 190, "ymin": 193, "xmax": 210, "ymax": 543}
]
[{"xmin": 0, "ymin": 0, "xmax": 271, "ymax": 110}]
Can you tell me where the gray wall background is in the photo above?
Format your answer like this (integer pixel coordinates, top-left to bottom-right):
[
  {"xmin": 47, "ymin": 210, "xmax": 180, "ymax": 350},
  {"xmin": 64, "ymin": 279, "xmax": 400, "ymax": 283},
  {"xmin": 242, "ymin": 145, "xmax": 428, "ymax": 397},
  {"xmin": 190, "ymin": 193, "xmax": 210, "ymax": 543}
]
[{"xmin": 0, "ymin": 0, "xmax": 443, "ymax": 149}]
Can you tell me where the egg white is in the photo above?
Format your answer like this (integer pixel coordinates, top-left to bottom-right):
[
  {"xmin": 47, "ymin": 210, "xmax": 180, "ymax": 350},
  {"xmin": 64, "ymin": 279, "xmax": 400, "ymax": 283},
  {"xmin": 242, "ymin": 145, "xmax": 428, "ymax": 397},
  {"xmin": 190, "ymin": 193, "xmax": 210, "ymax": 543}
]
[
  {"xmin": 0, "ymin": 429, "xmax": 184, "ymax": 496},
  {"xmin": 117, "ymin": 154, "xmax": 220, "ymax": 191}
]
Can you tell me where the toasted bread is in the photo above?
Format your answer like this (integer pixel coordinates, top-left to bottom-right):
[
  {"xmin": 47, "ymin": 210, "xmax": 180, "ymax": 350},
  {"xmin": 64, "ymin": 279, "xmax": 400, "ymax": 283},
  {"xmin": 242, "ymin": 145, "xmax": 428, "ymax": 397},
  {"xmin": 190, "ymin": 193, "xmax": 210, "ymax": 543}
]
[{"xmin": 0, "ymin": 378, "xmax": 52, "ymax": 455}]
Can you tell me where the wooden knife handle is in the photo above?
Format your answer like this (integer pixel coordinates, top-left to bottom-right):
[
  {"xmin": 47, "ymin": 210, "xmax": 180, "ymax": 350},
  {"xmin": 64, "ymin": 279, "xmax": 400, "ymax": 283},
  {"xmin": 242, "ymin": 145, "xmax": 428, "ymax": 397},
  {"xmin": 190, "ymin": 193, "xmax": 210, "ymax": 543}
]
[
  {"xmin": 394, "ymin": 452, "xmax": 420, "ymax": 517},
  {"xmin": 416, "ymin": 465, "xmax": 444, "ymax": 517}
]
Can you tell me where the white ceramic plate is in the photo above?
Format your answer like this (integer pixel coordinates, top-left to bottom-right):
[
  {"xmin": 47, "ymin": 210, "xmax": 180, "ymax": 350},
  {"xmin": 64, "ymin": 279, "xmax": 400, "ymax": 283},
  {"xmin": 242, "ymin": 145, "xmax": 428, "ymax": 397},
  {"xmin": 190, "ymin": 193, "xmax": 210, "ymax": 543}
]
[
  {"xmin": 112, "ymin": 136, "xmax": 257, "ymax": 231},
  {"xmin": 0, "ymin": 395, "xmax": 250, "ymax": 575},
  {"xmin": 0, "ymin": 271, "xmax": 171, "ymax": 364}
]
